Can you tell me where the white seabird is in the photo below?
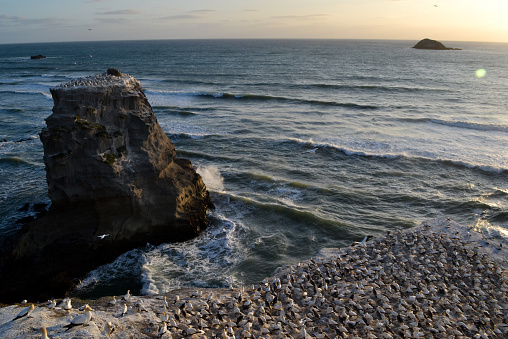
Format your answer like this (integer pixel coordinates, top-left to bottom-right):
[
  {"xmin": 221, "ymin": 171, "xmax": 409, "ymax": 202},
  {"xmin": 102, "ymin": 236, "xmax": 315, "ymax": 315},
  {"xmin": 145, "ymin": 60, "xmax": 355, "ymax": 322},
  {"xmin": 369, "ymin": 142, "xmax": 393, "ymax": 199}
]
[
  {"xmin": 98, "ymin": 234, "xmax": 110, "ymax": 239},
  {"xmin": 122, "ymin": 290, "xmax": 132, "ymax": 302},
  {"xmin": 62, "ymin": 298, "xmax": 72, "ymax": 311},
  {"xmin": 120, "ymin": 303, "xmax": 128, "ymax": 317},
  {"xmin": 40, "ymin": 327, "xmax": 50, "ymax": 339},
  {"xmin": 108, "ymin": 296, "xmax": 117, "ymax": 307},
  {"xmin": 103, "ymin": 321, "xmax": 115, "ymax": 337},
  {"xmin": 12, "ymin": 304, "xmax": 34, "ymax": 321},
  {"xmin": 64, "ymin": 304, "xmax": 93, "ymax": 331},
  {"xmin": 302, "ymin": 146, "xmax": 324, "ymax": 154}
]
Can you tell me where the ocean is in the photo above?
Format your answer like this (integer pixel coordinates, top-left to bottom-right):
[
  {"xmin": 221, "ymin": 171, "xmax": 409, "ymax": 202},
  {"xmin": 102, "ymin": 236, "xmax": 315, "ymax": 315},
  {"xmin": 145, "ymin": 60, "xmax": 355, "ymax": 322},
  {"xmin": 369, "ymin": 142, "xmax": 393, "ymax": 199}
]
[{"xmin": 0, "ymin": 39, "xmax": 507, "ymax": 298}]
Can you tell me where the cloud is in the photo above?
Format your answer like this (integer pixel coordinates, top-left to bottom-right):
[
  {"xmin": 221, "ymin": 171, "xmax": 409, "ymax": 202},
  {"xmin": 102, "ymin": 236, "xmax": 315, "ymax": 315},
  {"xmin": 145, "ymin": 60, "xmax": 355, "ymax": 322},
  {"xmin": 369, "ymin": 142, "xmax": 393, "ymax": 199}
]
[
  {"xmin": 189, "ymin": 10, "xmax": 217, "ymax": 14},
  {"xmin": 97, "ymin": 9, "xmax": 142, "ymax": 15},
  {"xmin": 160, "ymin": 9, "xmax": 217, "ymax": 21},
  {"xmin": 0, "ymin": 15, "xmax": 63, "ymax": 27},
  {"xmin": 272, "ymin": 14, "xmax": 328, "ymax": 20}
]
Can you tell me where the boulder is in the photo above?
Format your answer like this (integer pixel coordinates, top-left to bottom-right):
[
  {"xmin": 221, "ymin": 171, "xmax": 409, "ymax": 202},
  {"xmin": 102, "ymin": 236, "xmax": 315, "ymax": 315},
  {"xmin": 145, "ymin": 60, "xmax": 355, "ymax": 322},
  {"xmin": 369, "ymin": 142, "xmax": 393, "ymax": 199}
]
[
  {"xmin": 413, "ymin": 38, "xmax": 461, "ymax": 50},
  {"xmin": 0, "ymin": 71, "xmax": 214, "ymax": 302},
  {"xmin": 30, "ymin": 54, "xmax": 46, "ymax": 59}
]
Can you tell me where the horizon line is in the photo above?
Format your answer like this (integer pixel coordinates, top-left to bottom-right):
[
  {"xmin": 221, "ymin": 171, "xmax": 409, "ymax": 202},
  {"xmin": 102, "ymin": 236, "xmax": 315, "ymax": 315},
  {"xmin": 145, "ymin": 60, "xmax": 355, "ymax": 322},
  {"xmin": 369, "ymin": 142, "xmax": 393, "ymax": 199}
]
[{"xmin": 1, "ymin": 37, "xmax": 508, "ymax": 46}]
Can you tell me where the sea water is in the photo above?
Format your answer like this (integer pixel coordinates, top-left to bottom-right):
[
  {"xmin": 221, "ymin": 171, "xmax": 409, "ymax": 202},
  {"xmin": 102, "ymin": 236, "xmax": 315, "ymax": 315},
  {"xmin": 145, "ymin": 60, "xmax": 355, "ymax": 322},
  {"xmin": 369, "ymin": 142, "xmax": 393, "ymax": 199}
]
[{"xmin": 0, "ymin": 39, "xmax": 507, "ymax": 298}]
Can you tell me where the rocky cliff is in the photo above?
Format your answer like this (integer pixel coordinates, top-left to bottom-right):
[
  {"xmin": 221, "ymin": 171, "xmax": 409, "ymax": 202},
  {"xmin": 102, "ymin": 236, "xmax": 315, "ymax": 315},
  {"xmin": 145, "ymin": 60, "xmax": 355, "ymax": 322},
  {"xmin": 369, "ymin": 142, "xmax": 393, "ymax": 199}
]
[{"xmin": 0, "ymin": 69, "xmax": 214, "ymax": 302}]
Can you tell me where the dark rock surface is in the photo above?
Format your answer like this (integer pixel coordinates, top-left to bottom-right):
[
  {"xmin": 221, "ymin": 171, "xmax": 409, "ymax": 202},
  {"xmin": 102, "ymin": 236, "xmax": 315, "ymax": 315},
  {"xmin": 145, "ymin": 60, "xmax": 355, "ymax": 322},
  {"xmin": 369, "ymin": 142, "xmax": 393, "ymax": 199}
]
[
  {"xmin": 413, "ymin": 38, "xmax": 461, "ymax": 50},
  {"xmin": 30, "ymin": 55, "xmax": 46, "ymax": 59},
  {"xmin": 0, "ymin": 71, "xmax": 214, "ymax": 303}
]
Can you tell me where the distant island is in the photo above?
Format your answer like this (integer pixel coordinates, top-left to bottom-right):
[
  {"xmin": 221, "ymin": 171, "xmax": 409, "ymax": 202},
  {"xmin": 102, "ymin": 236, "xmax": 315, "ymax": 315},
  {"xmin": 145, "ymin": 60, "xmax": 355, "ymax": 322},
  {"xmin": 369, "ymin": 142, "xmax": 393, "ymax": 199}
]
[{"xmin": 413, "ymin": 38, "xmax": 462, "ymax": 50}]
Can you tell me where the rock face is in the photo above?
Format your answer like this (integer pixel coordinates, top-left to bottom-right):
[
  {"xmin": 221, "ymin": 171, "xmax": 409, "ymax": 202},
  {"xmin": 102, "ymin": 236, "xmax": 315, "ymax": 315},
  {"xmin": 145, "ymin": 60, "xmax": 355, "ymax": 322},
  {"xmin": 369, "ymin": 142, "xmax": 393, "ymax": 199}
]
[
  {"xmin": 413, "ymin": 38, "xmax": 461, "ymax": 50},
  {"xmin": 0, "ymin": 71, "xmax": 214, "ymax": 302}
]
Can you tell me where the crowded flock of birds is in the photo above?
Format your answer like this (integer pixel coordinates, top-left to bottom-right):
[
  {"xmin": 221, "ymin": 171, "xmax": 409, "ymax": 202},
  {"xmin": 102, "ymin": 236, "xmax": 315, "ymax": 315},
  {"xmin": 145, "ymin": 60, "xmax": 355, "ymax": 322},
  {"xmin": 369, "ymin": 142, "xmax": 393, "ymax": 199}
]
[{"xmin": 3, "ymin": 224, "xmax": 507, "ymax": 338}]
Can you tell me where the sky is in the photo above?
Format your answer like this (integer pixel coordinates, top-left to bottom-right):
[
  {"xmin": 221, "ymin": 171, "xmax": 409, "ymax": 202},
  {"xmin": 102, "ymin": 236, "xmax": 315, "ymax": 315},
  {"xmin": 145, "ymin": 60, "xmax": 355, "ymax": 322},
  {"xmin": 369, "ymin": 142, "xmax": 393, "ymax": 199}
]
[{"xmin": 1, "ymin": 0, "xmax": 508, "ymax": 44}]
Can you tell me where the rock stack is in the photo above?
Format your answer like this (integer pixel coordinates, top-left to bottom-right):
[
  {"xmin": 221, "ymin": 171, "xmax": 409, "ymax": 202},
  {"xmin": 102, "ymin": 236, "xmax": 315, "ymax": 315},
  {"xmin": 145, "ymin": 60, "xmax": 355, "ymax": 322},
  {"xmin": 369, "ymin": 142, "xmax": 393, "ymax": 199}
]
[
  {"xmin": 413, "ymin": 38, "xmax": 462, "ymax": 50},
  {"xmin": 0, "ymin": 70, "xmax": 214, "ymax": 302}
]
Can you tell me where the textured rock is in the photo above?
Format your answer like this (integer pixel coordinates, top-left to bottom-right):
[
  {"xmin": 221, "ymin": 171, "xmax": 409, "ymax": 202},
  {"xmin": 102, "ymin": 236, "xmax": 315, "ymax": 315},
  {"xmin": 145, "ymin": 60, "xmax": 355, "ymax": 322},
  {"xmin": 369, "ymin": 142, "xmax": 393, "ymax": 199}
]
[
  {"xmin": 0, "ymin": 71, "xmax": 214, "ymax": 302},
  {"xmin": 413, "ymin": 38, "xmax": 461, "ymax": 50}
]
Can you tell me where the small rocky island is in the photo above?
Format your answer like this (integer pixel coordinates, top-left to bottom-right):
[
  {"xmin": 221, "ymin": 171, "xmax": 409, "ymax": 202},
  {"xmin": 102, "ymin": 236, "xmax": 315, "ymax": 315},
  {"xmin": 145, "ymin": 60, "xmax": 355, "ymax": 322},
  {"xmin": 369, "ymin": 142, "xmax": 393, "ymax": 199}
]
[
  {"xmin": 413, "ymin": 38, "xmax": 461, "ymax": 50},
  {"xmin": 0, "ymin": 69, "xmax": 214, "ymax": 302}
]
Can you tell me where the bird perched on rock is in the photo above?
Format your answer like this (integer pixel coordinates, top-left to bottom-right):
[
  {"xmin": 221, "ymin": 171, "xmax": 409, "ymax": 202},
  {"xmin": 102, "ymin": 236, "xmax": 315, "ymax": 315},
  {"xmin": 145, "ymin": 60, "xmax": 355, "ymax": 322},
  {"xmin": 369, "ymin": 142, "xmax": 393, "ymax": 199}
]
[
  {"xmin": 108, "ymin": 296, "xmax": 117, "ymax": 307},
  {"xmin": 59, "ymin": 298, "xmax": 72, "ymax": 311},
  {"xmin": 103, "ymin": 322, "xmax": 115, "ymax": 337},
  {"xmin": 122, "ymin": 290, "xmax": 132, "ymax": 302},
  {"xmin": 40, "ymin": 327, "xmax": 50, "ymax": 339},
  {"xmin": 12, "ymin": 304, "xmax": 34, "ymax": 321},
  {"xmin": 64, "ymin": 305, "xmax": 93, "ymax": 331},
  {"xmin": 47, "ymin": 300, "xmax": 56, "ymax": 310},
  {"xmin": 120, "ymin": 303, "xmax": 128, "ymax": 317}
]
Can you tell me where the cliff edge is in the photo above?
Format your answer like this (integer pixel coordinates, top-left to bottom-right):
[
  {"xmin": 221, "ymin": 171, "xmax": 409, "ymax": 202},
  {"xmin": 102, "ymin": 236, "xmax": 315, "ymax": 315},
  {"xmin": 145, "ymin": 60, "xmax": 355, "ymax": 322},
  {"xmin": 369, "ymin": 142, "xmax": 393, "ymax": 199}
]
[{"xmin": 0, "ymin": 69, "xmax": 214, "ymax": 302}]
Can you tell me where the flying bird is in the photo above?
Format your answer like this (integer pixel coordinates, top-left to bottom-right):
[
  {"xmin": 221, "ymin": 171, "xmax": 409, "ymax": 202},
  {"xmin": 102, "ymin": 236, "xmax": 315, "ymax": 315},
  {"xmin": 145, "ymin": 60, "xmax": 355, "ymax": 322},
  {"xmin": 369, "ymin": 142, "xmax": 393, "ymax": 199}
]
[{"xmin": 97, "ymin": 234, "xmax": 110, "ymax": 239}]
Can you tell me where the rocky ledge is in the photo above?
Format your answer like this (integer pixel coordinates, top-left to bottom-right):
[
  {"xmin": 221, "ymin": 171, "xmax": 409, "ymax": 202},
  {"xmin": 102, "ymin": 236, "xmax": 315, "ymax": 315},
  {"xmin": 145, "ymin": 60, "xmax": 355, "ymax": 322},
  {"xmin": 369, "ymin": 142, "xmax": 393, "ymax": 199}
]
[
  {"xmin": 0, "ymin": 219, "xmax": 506, "ymax": 338},
  {"xmin": 0, "ymin": 69, "xmax": 214, "ymax": 303},
  {"xmin": 413, "ymin": 38, "xmax": 462, "ymax": 50}
]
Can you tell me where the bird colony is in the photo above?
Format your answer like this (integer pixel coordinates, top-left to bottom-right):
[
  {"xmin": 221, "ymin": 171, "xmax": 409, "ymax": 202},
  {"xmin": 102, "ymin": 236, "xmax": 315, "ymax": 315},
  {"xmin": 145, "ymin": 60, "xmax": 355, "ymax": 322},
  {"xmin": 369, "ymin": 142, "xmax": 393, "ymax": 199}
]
[{"xmin": 0, "ymin": 220, "xmax": 506, "ymax": 338}]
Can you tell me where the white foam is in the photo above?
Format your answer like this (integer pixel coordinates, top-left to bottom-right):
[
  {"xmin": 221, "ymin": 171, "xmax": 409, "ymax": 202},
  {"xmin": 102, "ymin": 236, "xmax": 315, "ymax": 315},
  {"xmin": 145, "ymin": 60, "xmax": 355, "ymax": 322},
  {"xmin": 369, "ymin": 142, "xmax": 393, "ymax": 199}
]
[
  {"xmin": 196, "ymin": 165, "xmax": 225, "ymax": 192},
  {"xmin": 472, "ymin": 218, "xmax": 508, "ymax": 240},
  {"xmin": 289, "ymin": 137, "xmax": 508, "ymax": 174},
  {"xmin": 136, "ymin": 210, "xmax": 249, "ymax": 295}
]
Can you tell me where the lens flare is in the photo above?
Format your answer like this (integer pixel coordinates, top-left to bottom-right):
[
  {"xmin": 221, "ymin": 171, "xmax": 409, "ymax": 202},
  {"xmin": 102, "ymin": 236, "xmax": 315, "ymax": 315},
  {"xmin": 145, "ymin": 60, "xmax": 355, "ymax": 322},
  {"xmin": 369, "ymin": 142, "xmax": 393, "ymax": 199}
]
[{"xmin": 475, "ymin": 69, "xmax": 487, "ymax": 78}]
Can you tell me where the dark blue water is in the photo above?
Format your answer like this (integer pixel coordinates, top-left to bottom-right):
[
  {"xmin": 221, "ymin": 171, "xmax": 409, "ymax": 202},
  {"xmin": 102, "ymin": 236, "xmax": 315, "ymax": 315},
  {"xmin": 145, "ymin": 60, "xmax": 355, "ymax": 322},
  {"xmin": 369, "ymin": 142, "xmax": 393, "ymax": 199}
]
[{"xmin": 1, "ymin": 39, "xmax": 507, "ymax": 297}]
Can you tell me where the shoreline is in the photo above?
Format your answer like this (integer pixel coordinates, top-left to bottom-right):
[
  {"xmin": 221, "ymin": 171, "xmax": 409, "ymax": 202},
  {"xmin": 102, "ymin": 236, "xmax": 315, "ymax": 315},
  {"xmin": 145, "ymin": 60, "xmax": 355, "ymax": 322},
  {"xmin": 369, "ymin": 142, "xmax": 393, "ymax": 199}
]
[{"xmin": 0, "ymin": 218, "xmax": 506, "ymax": 338}]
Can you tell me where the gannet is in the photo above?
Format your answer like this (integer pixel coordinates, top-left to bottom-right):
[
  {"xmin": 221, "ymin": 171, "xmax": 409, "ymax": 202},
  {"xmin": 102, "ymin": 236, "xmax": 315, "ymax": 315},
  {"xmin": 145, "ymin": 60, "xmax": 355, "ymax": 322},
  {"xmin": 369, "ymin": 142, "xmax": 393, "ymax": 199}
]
[
  {"xmin": 40, "ymin": 327, "xmax": 50, "ymax": 339},
  {"xmin": 103, "ymin": 321, "xmax": 115, "ymax": 337},
  {"xmin": 47, "ymin": 299, "xmax": 57, "ymax": 309},
  {"xmin": 122, "ymin": 290, "xmax": 132, "ymax": 302},
  {"xmin": 302, "ymin": 146, "xmax": 324, "ymax": 154},
  {"xmin": 60, "ymin": 298, "xmax": 72, "ymax": 311},
  {"xmin": 64, "ymin": 305, "xmax": 93, "ymax": 330},
  {"xmin": 97, "ymin": 234, "xmax": 110, "ymax": 239},
  {"xmin": 158, "ymin": 322, "xmax": 168, "ymax": 336},
  {"xmin": 120, "ymin": 303, "xmax": 128, "ymax": 317},
  {"xmin": 12, "ymin": 304, "xmax": 34, "ymax": 321},
  {"xmin": 108, "ymin": 296, "xmax": 117, "ymax": 307}
]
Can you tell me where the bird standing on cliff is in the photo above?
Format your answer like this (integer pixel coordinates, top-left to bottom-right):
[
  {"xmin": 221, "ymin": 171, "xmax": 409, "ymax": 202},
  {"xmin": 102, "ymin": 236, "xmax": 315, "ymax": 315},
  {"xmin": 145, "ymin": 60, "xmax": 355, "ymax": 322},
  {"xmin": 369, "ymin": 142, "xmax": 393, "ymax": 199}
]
[
  {"xmin": 47, "ymin": 299, "xmax": 57, "ymax": 309},
  {"xmin": 108, "ymin": 296, "xmax": 117, "ymax": 307},
  {"xmin": 40, "ymin": 327, "xmax": 50, "ymax": 339},
  {"xmin": 59, "ymin": 298, "xmax": 72, "ymax": 311},
  {"xmin": 12, "ymin": 304, "xmax": 34, "ymax": 321},
  {"xmin": 103, "ymin": 321, "xmax": 115, "ymax": 337},
  {"xmin": 64, "ymin": 305, "xmax": 93, "ymax": 331},
  {"xmin": 122, "ymin": 290, "xmax": 132, "ymax": 302},
  {"xmin": 120, "ymin": 303, "xmax": 128, "ymax": 317}
]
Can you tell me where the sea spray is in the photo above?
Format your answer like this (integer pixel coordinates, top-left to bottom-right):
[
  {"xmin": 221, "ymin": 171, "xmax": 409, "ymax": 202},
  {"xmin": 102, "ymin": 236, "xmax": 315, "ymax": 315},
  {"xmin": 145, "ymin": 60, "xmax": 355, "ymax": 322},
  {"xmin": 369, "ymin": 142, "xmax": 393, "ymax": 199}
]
[{"xmin": 196, "ymin": 165, "xmax": 225, "ymax": 192}]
